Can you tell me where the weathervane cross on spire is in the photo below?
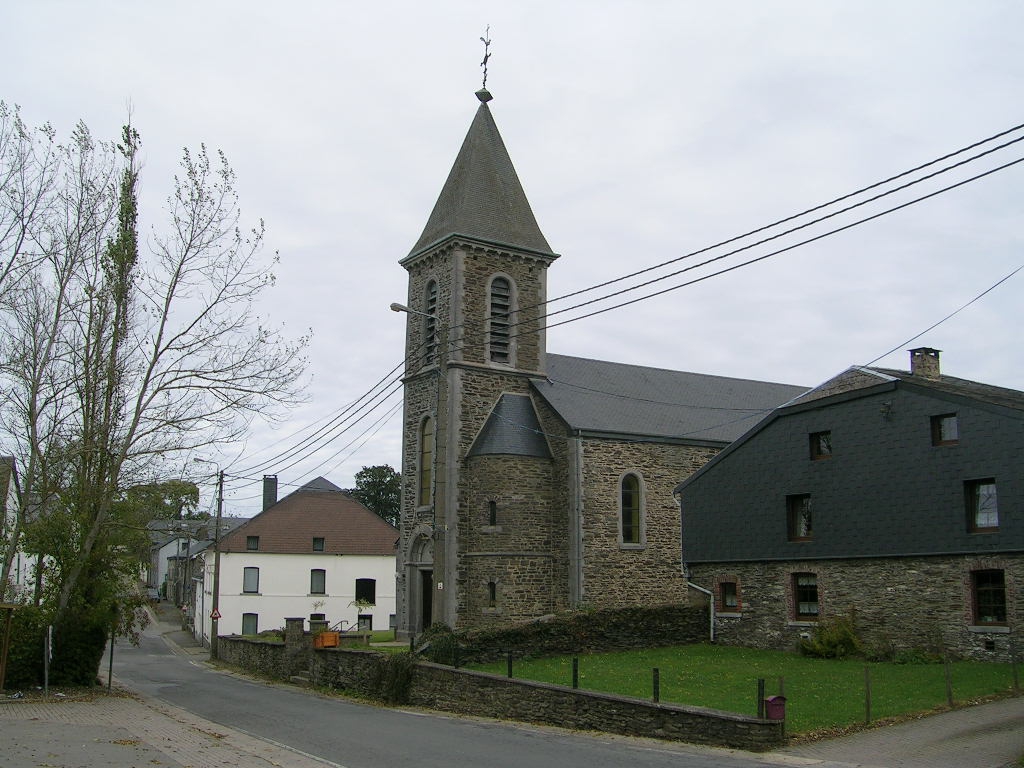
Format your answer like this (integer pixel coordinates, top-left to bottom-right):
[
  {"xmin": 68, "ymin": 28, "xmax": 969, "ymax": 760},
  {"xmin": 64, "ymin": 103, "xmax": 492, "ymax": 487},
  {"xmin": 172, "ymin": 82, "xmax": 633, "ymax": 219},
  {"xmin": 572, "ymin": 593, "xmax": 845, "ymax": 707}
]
[{"xmin": 479, "ymin": 26, "xmax": 492, "ymax": 89}]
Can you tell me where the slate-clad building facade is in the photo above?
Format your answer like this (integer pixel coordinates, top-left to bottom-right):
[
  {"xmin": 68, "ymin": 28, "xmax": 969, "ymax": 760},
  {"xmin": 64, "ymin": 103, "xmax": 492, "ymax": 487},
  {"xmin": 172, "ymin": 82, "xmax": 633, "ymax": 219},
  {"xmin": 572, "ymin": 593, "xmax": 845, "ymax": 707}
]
[
  {"xmin": 677, "ymin": 348, "xmax": 1023, "ymax": 660},
  {"xmin": 394, "ymin": 89, "xmax": 805, "ymax": 635}
]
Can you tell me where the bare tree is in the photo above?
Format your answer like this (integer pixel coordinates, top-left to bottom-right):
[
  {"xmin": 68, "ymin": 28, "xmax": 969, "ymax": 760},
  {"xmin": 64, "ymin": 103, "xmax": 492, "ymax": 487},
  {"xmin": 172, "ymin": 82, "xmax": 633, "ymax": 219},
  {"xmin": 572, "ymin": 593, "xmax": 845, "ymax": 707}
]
[
  {"xmin": 0, "ymin": 114, "xmax": 309, "ymax": 659},
  {"xmin": 0, "ymin": 102, "xmax": 59, "ymax": 301},
  {"xmin": 0, "ymin": 117, "xmax": 119, "ymax": 602}
]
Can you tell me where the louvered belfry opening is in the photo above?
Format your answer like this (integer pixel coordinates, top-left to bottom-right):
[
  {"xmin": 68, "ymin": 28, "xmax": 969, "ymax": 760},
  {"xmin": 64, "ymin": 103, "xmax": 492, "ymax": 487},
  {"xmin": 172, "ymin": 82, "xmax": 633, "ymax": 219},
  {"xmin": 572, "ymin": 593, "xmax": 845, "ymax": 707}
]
[
  {"xmin": 489, "ymin": 276, "xmax": 511, "ymax": 363},
  {"xmin": 424, "ymin": 280, "xmax": 438, "ymax": 365}
]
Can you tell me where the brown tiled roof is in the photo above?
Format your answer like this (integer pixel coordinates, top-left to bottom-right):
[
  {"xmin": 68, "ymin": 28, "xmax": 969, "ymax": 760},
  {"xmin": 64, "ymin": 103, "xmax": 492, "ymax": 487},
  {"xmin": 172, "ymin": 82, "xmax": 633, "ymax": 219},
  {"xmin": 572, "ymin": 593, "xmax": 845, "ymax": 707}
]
[{"xmin": 218, "ymin": 477, "xmax": 397, "ymax": 556}]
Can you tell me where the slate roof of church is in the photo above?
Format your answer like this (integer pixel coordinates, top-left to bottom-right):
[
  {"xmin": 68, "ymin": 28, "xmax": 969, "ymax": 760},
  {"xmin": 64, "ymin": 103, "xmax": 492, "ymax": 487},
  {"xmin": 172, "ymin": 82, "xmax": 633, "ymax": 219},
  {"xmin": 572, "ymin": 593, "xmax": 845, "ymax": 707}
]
[
  {"xmin": 468, "ymin": 394, "xmax": 552, "ymax": 458},
  {"xmin": 218, "ymin": 477, "xmax": 397, "ymax": 556},
  {"xmin": 532, "ymin": 354, "xmax": 808, "ymax": 445},
  {"xmin": 406, "ymin": 91, "xmax": 555, "ymax": 260}
]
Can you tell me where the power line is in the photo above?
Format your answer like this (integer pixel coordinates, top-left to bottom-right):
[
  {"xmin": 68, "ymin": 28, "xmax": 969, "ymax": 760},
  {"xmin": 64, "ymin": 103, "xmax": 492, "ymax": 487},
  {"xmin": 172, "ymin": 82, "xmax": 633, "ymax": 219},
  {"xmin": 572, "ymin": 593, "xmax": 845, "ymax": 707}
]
[
  {"xmin": 228, "ymin": 124, "xmax": 1024, "ymax": 479},
  {"xmin": 863, "ymin": 261, "xmax": 1024, "ymax": 367}
]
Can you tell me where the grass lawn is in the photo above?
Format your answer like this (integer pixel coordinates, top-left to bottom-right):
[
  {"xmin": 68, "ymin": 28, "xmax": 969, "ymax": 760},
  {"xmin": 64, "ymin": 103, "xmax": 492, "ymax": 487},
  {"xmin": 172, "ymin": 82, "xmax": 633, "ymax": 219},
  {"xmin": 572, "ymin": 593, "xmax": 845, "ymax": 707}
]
[{"xmin": 469, "ymin": 644, "xmax": 1019, "ymax": 734}]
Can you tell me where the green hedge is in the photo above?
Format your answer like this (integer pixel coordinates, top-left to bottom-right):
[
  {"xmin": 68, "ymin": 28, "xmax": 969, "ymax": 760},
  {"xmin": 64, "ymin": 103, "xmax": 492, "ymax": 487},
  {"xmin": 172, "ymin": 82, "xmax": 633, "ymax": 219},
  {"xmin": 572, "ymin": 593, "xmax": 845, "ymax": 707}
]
[{"xmin": 419, "ymin": 604, "xmax": 708, "ymax": 665}]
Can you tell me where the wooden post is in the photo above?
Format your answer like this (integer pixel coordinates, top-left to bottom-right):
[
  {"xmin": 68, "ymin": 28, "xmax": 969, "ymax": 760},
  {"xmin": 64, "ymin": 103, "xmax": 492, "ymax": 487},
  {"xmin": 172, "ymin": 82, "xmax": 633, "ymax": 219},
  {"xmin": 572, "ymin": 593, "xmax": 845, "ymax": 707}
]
[
  {"xmin": 757, "ymin": 678, "xmax": 765, "ymax": 718},
  {"xmin": 1011, "ymin": 640, "xmax": 1020, "ymax": 695},
  {"xmin": 652, "ymin": 668, "xmax": 660, "ymax": 703},
  {"xmin": 506, "ymin": 652, "xmax": 513, "ymax": 678},
  {"xmin": 864, "ymin": 665, "xmax": 872, "ymax": 724},
  {"xmin": 572, "ymin": 657, "xmax": 579, "ymax": 689},
  {"xmin": 945, "ymin": 657, "xmax": 954, "ymax": 707}
]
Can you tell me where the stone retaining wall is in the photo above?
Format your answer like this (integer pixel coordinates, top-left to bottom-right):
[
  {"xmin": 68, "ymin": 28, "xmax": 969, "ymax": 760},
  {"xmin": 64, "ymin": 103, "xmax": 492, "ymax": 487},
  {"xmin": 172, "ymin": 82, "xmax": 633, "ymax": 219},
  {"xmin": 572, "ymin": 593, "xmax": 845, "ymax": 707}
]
[{"xmin": 219, "ymin": 629, "xmax": 782, "ymax": 751}]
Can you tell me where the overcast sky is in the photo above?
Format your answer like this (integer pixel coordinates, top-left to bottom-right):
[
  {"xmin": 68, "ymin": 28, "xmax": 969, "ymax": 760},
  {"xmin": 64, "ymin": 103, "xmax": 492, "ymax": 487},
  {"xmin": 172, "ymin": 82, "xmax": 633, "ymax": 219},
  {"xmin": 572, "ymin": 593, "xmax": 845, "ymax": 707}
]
[{"xmin": 3, "ymin": 2, "xmax": 1022, "ymax": 516}]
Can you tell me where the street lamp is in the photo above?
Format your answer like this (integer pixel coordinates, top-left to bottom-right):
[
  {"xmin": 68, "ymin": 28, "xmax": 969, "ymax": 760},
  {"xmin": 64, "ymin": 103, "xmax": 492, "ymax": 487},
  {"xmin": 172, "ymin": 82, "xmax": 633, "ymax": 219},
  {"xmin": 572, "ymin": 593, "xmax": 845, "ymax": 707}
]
[{"xmin": 194, "ymin": 458, "xmax": 224, "ymax": 658}]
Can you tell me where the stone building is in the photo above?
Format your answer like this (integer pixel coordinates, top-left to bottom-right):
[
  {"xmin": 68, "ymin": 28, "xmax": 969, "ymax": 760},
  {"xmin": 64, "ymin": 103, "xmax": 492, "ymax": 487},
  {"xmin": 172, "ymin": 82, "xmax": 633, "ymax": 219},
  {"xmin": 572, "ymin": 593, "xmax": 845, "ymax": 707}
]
[
  {"xmin": 394, "ymin": 89, "xmax": 805, "ymax": 636},
  {"xmin": 676, "ymin": 348, "xmax": 1023, "ymax": 661}
]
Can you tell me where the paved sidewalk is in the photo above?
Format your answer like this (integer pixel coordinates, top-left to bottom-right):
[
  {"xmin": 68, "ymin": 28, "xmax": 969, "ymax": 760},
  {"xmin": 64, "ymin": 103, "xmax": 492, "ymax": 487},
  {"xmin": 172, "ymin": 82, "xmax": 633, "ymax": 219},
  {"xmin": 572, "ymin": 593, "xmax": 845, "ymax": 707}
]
[
  {"xmin": 2, "ymin": 692, "xmax": 338, "ymax": 768},
  {"xmin": 775, "ymin": 694, "xmax": 1024, "ymax": 768}
]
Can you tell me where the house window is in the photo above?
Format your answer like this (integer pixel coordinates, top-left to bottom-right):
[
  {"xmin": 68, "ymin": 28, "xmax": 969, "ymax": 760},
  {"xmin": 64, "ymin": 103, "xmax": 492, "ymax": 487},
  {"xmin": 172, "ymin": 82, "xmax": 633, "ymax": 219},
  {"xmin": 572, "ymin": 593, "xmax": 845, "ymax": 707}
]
[
  {"xmin": 241, "ymin": 613, "xmax": 258, "ymax": 635},
  {"xmin": 488, "ymin": 500, "xmax": 497, "ymax": 526},
  {"xmin": 310, "ymin": 569, "xmax": 326, "ymax": 595},
  {"xmin": 972, "ymin": 570, "xmax": 1007, "ymax": 624},
  {"xmin": 487, "ymin": 581, "xmax": 497, "ymax": 608},
  {"xmin": 418, "ymin": 416, "xmax": 434, "ymax": 507},
  {"xmin": 312, "ymin": 537, "xmax": 325, "ymax": 552},
  {"xmin": 931, "ymin": 413, "xmax": 959, "ymax": 446},
  {"xmin": 809, "ymin": 431, "xmax": 832, "ymax": 460},
  {"xmin": 246, "ymin": 536, "xmax": 259, "ymax": 551},
  {"xmin": 793, "ymin": 573, "xmax": 819, "ymax": 619},
  {"xmin": 424, "ymin": 280, "xmax": 438, "ymax": 365},
  {"xmin": 242, "ymin": 567, "xmax": 259, "ymax": 594},
  {"xmin": 787, "ymin": 494, "xmax": 812, "ymax": 541},
  {"xmin": 620, "ymin": 473, "xmax": 643, "ymax": 545},
  {"xmin": 355, "ymin": 578, "xmax": 376, "ymax": 605},
  {"xmin": 720, "ymin": 581, "xmax": 738, "ymax": 611},
  {"xmin": 488, "ymin": 276, "xmax": 512, "ymax": 363},
  {"xmin": 966, "ymin": 479, "xmax": 998, "ymax": 531}
]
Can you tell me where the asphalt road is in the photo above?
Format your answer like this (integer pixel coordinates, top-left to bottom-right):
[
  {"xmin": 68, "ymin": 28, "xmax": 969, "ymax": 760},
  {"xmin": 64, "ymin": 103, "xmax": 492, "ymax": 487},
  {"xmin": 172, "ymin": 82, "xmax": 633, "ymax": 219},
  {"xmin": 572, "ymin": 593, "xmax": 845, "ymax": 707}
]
[{"xmin": 110, "ymin": 631, "xmax": 792, "ymax": 768}]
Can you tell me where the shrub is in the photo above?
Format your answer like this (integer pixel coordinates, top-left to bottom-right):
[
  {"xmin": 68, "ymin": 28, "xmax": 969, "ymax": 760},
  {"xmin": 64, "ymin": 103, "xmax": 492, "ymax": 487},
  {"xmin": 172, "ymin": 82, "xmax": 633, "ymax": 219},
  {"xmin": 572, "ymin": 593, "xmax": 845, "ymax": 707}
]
[
  {"xmin": 416, "ymin": 622, "xmax": 459, "ymax": 666},
  {"xmin": 800, "ymin": 613, "xmax": 863, "ymax": 659},
  {"xmin": 374, "ymin": 652, "xmax": 416, "ymax": 703},
  {"xmin": 3, "ymin": 604, "xmax": 46, "ymax": 688}
]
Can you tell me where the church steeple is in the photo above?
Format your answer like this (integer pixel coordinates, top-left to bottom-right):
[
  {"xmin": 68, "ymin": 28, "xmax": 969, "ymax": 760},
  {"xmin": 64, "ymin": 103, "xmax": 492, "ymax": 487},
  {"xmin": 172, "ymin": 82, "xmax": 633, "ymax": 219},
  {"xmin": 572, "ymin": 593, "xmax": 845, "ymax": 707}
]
[{"xmin": 405, "ymin": 91, "xmax": 554, "ymax": 260}]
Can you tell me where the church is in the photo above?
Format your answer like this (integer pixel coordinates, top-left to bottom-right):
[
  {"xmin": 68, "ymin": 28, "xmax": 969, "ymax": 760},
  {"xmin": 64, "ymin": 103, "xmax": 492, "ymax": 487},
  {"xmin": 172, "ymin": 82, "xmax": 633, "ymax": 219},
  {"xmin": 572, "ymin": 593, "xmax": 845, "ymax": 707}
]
[{"xmin": 394, "ymin": 88, "xmax": 806, "ymax": 637}]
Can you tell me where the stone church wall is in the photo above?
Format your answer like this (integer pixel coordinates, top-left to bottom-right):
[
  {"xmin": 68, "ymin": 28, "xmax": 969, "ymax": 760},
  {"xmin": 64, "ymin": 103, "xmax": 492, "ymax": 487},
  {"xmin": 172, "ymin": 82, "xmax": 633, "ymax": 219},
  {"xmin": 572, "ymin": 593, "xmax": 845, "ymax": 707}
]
[{"xmin": 580, "ymin": 439, "xmax": 718, "ymax": 608}]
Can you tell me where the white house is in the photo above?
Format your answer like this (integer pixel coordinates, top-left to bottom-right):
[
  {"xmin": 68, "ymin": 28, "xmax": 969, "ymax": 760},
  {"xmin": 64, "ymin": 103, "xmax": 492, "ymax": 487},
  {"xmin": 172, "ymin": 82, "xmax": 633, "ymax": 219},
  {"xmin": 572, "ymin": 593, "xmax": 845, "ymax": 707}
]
[
  {"xmin": 1, "ymin": 456, "xmax": 38, "ymax": 601},
  {"xmin": 196, "ymin": 477, "xmax": 398, "ymax": 643}
]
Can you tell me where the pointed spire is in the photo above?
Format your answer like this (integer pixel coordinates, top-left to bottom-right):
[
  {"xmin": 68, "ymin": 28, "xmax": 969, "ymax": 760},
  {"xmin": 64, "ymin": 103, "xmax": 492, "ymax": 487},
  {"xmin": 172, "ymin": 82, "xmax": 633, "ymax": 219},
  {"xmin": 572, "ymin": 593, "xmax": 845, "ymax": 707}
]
[{"xmin": 407, "ymin": 93, "xmax": 554, "ymax": 259}]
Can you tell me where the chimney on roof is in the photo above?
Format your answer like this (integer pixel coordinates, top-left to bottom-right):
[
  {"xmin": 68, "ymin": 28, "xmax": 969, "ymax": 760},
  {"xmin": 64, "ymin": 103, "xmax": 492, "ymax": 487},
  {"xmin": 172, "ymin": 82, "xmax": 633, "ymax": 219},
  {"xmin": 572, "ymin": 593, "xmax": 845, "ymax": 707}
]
[
  {"xmin": 262, "ymin": 475, "xmax": 278, "ymax": 511},
  {"xmin": 909, "ymin": 347, "xmax": 941, "ymax": 380}
]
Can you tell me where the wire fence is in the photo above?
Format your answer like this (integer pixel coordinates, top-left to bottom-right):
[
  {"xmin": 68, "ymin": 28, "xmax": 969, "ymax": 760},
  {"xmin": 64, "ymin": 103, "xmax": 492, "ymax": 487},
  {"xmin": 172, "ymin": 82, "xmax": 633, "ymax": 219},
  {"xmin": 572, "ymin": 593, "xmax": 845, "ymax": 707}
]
[{"xmin": 492, "ymin": 651, "xmax": 1022, "ymax": 735}]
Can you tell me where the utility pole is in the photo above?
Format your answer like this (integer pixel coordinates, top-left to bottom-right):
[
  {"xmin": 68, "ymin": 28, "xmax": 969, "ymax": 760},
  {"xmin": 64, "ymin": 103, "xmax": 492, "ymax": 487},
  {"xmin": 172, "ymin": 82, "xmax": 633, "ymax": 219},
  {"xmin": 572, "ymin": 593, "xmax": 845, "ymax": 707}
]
[
  {"xmin": 194, "ymin": 459, "xmax": 225, "ymax": 658},
  {"xmin": 211, "ymin": 469, "xmax": 223, "ymax": 658}
]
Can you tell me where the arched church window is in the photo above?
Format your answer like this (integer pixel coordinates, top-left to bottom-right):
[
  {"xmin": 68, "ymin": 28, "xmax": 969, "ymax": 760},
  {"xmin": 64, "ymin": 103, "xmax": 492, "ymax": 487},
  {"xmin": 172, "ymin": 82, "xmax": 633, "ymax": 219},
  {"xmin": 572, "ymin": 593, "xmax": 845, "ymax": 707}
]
[
  {"xmin": 424, "ymin": 280, "xmax": 438, "ymax": 365},
  {"xmin": 488, "ymin": 276, "xmax": 513, "ymax": 363},
  {"xmin": 620, "ymin": 472, "xmax": 645, "ymax": 546},
  {"xmin": 418, "ymin": 416, "xmax": 434, "ymax": 507}
]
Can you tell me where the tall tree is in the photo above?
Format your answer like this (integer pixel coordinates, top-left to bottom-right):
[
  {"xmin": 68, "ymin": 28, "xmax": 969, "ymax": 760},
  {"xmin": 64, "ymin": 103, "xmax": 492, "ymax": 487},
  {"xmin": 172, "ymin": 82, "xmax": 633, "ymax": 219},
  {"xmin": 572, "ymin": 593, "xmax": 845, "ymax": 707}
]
[
  {"xmin": 352, "ymin": 464, "xmax": 401, "ymax": 527},
  {"xmin": 0, "ymin": 111, "xmax": 309, "ymax": 681}
]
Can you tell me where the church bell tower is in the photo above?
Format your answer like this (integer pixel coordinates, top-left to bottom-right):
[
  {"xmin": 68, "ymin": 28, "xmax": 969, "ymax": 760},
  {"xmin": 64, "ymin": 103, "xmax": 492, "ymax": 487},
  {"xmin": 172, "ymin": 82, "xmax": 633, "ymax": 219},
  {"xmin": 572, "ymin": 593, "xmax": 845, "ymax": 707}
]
[{"xmin": 395, "ymin": 88, "xmax": 562, "ymax": 636}]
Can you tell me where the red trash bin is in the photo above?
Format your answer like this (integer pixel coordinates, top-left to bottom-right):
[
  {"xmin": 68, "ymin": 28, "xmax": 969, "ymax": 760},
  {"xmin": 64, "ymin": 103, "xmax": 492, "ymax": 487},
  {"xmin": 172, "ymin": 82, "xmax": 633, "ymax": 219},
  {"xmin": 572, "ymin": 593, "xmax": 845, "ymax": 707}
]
[{"xmin": 764, "ymin": 695, "xmax": 786, "ymax": 720}]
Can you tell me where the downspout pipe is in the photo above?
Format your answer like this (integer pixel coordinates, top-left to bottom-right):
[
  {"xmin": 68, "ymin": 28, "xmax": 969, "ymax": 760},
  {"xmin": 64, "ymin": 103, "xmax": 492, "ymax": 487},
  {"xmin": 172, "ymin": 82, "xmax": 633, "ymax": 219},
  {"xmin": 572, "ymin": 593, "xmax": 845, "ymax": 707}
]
[
  {"xmin": 686, "ymin": 581, "xmax": 715, "ymax": 643},
  {"xmin": 675, "ymin": 487, "xmax": 714, "ymax": 643}
]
